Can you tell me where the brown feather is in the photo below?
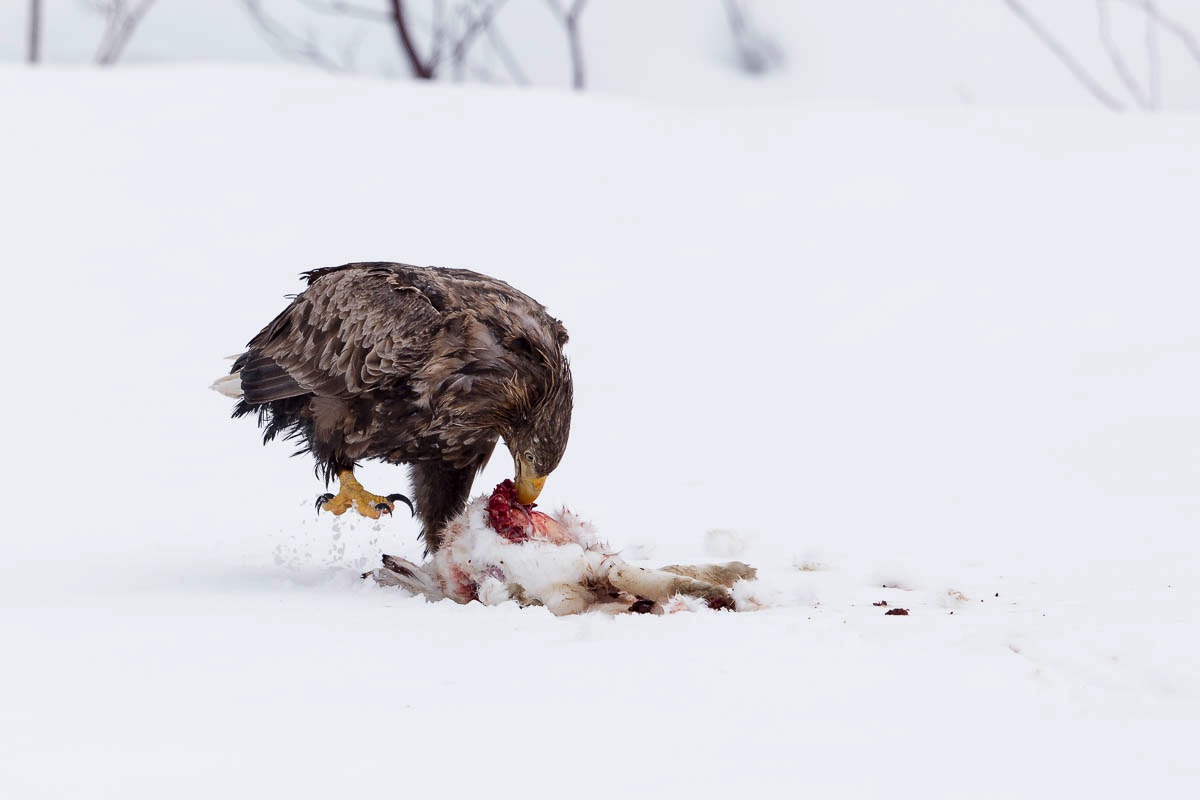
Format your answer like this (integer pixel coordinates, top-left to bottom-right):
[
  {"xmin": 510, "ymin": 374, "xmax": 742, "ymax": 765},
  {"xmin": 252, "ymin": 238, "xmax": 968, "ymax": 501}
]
[{"xmin": 229, "ymin": 263, "xmax": 573, "ymax": 551}]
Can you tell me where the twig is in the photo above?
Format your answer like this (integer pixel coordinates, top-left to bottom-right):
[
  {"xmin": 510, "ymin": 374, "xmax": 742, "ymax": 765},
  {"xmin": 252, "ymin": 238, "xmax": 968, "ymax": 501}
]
[
  {"xmin": 1003, "ymin": 0, "xmax": 1126, "ymax": 111},
  {"xmin": 1143, "ymin": 1, "xmax": 1161, "ymax": 108},
  {"xmin": 546, "ymin": 0, "xmax": 587, "ymax": 89},
  {"xmin": 244, "ymin": 0, "xmax": 345, "ymax": 71},
  {"xmin": 722, "ymin": 0, "xmax": 782, "ymax": 75},
  {"xmin": 1097, "ymin": 0, "xmax": 1149, "ymax": 108},
  {"xmin": 1116, "ymin": 0, "xmax": 1200, "ymax": 68},
  {"xmin": 483, "ymin": 15, "xmax": 529, "ymax": 85},
  {"xmin": 450, "ymin": 0, "xmax": 507, "ymax": 82},
  {"xmin": 390, "ymin": 0, "xmax": 435, "ymax": 79},
  {"xmin": 28, "ymin": 0, "xmax": 41, "ymax": 64},
  {"xmin": 91, "ymin": 0, "xmax": 158, "ymax": 66},
  {"xmin": 339, "ymin": 25, "xmax": 368, "ymax": 71},
  {"xmin": 430, "ymin": 0, "xmax": 446, "ymax": 71},
  {"xmin": 297, "ymin": 0, "xmax": 390, "ymax": 23}
]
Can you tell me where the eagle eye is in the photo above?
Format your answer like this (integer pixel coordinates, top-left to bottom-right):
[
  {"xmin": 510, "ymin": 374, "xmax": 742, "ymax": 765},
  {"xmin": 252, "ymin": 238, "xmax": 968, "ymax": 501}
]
[
  {"xmin": 509, "ymin": 336, "xmax": 535, "ymax": 358},
  {"xmin": 523, "ymin": 451, "xmax": 535, "ymax": 464}
]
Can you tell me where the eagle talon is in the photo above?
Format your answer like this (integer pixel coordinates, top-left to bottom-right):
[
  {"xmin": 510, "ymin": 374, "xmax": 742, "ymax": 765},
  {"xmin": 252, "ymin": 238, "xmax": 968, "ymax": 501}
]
[
  {"xmin": 315, "ymin": 470, "xmax": 401, "ymax": 519},
  {"xmin": 387, "ymin": 493, "xmax": 416, "ymax": 517}
]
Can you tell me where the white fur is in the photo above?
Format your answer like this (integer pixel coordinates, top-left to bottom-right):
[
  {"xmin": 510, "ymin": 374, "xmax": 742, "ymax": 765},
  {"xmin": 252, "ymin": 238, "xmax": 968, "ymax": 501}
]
[
  {"xmin": 369, "ymin": 494, "xmax": 756, "ymax": 615},
  {"xmin": 431, "ymin": 498, "xmax": 615, "ymax": 613}
]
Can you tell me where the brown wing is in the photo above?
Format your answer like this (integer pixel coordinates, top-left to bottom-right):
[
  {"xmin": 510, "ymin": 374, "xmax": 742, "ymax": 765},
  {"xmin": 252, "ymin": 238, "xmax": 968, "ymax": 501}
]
[{"xmin": 236, "ymin": 265, "xmax": 443, "ymax": 404}]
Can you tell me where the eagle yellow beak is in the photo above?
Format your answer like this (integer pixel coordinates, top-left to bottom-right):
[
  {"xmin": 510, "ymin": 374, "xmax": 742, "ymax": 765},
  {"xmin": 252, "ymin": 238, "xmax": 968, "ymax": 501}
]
[{"xmin": 515, "ymin": 473, "xmax": 547, "ymax": 505}]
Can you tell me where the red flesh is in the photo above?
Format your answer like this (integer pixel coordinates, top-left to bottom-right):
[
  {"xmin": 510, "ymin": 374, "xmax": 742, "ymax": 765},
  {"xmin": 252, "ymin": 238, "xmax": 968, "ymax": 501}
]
[{"xmin": 486, "ymin": 480, "xmax": 571, "ymax": 544}]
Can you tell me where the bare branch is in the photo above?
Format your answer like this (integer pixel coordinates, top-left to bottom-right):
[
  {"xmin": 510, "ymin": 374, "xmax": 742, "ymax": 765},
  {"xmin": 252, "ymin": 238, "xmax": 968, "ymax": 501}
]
[
  {"xmin": 430, "ymin": 0, "xmax": 446, "ymax": 70},
  {"xmin": 339, "ymin": 25, "xmax": 369, "ymax": 71},
  {"xmin": 1116, "ymin": 0, "xmax": 1200, "ymax": 69},
  {"xmin": 449, "ymin": 1, "xmax": 507, "ymax": 82},
  {"xmin": 1097, "ymin": 0, "xmax": 1149, "ymax": 108},
  {"xmin": 89, "ymin": 0, "xmax": 158, "ymax": 66},
  {"xmin": 723, "ymin": 0, "xmax": 783, "ymax": 75},
  {"xmin": 546, "ymin": 0, "xmax": 588, "ymax": 89},
  {"xmin": 390, "ymin": 0, "xmax": 435, "ymax": 79},
  {"xmin": 297, "ymin": 0, "xmax": 390, "ymax": 23},
  {"xmin": 1003, "ymin": 0, "xmax": 1126, "ymax": 111},
  {"xmin": 243, "ymin": 0, "xmax": 346, "ymax": 72},
  {"xmin": 28, "ymin": 0, "xmax": 41, "ymax": 64},
  {"xmin": 239, "ymin": 0, "xmax": 581, "ymax": 89},
  {"xmin": 1143, "ymin": 0, "xmax": 1161, "ymax": 108},
  {"xmin": 483, "ymin": 15, "xmax": 529, "ymax": 85}
]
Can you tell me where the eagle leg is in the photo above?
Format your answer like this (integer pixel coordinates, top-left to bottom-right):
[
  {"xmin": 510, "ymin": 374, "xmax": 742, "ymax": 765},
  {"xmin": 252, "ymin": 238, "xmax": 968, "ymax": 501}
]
[{"xmin": 316, "ymin": 469, "xmax": 413, "ymax": 520}]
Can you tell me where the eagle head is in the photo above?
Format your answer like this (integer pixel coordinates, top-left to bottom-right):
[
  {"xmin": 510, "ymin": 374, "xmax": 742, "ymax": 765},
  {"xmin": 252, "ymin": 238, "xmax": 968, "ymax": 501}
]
[{"xmin": 500, "ymin": 337, "xmax": 573, "ymax": 505}]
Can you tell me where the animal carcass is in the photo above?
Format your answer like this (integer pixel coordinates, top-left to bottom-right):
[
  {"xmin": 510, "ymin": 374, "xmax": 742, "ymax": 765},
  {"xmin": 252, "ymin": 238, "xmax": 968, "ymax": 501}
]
[{"xmin": 366, "ymin": 480, "xmax": 757, "ymax": 615}]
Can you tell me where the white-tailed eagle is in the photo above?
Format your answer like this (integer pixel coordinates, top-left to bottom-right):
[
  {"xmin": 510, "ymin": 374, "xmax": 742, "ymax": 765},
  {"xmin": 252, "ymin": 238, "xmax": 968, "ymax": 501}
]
[{"xmin": 214, "ymin": 263, "xmax": 573, "ymax": 552}]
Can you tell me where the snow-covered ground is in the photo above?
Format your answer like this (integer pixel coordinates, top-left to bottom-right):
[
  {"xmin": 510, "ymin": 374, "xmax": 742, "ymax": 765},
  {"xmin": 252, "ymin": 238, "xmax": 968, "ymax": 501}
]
[{"xmin": 1, "ymin": 63, "xmax": 1198, "ymax": 797}]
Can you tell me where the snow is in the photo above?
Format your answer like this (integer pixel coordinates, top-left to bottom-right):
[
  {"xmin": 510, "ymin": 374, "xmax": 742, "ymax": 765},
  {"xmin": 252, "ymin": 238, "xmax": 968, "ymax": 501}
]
[{"xmin": 2, "ymin": 57, "xmax": 1199, "ymax": 797}]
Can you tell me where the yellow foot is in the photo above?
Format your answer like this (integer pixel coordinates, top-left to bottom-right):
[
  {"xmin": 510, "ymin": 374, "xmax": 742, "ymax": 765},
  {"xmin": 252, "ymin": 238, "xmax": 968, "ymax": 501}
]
[{"xmin": 316, "ymin": 470, "xmax": 414, "ymax": 520}]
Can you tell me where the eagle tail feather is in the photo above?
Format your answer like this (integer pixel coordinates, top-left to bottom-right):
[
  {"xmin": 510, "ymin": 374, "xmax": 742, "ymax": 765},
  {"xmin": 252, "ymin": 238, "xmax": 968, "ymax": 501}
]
[
  {"xmin": 210, "ymin": 372, "xmax": 244, "ymax": 399},
  {"xmin": 237, "ymin": 354, "xmax": 307, "ymax": 404}
]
